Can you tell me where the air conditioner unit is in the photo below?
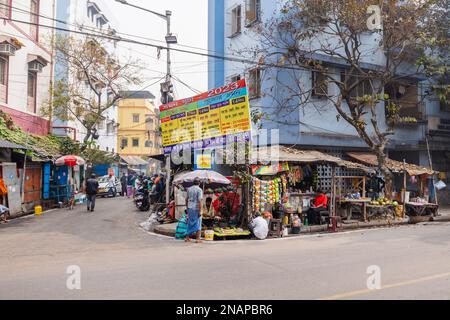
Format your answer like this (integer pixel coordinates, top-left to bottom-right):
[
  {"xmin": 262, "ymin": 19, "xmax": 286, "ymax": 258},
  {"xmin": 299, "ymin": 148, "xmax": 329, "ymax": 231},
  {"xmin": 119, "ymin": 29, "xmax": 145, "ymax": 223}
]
[
  {"xmin": 0, "ymin": 43, "xmax": 16, "ymax": 56},
  {"xmin": 28, "ymin": 61, "xmax": 44, "ymax": 73}
]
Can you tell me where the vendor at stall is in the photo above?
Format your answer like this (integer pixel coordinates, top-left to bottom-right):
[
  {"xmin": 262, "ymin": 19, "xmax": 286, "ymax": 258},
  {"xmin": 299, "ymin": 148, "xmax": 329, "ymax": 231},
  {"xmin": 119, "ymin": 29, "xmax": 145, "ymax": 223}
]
[
  {"xmin": 202, "ymin": 197, "xmax": 220, "ymax": 227},
  {"xmin": 249, "ymin": 212, "xmax": 269, "ymax": 240},
  {"xmin": 307, "ymin": 189, "xmax": 328, "ymax": 225},
  {"xmin": 366, "ymin": 172, "xmax": 385, "ymax": 200}
]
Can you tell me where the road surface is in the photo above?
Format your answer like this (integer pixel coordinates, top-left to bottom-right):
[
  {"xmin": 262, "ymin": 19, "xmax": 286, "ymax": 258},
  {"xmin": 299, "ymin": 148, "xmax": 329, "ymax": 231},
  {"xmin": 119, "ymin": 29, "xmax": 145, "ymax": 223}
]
[{"xmin": 0, "ymin": 196, "xmax": 449, "ymax": 300}]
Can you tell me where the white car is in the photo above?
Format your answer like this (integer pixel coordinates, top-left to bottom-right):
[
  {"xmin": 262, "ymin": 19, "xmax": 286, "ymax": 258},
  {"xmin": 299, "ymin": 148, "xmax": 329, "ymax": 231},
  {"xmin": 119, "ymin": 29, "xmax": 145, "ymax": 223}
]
[{"xmin": 97, "ymin": 176, "xmax": 122, "ymax": 197}]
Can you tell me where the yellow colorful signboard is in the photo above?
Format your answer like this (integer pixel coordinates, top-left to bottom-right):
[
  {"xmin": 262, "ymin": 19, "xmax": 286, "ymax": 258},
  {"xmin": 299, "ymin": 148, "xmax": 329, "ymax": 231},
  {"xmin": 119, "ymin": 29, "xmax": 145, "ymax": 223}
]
[{"xmin": 159, "ymin": 79, "xmax": 251, "ymax": 154}]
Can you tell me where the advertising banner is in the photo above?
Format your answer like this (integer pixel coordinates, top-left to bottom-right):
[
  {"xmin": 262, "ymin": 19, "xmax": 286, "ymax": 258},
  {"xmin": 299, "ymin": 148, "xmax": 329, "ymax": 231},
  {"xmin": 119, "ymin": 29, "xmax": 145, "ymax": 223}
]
[{"xmin": 159, "ymin": 79, "xmax": 252, "ymax": 154}]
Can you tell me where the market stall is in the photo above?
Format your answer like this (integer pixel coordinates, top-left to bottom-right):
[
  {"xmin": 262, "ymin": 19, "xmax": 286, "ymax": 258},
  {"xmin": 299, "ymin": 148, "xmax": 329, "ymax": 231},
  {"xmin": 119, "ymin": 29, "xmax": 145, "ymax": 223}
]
[
  {"xmin": 249, "ymin": 146, "xmax": 373, "ymax": 236},
  {"xmin": 173, "ymin": 169, "xmax": 250, "ymax": 240},
  {"xmin": 347, "ymin": 152, "xmax": 437, "ymax": 219}
]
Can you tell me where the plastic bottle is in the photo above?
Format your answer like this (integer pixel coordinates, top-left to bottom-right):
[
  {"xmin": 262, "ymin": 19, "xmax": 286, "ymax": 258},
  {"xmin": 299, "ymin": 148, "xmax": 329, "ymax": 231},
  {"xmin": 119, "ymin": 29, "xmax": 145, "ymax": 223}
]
[{"xmin": 304, "ymin": 217, "xmax": 309, "ymax": 226}]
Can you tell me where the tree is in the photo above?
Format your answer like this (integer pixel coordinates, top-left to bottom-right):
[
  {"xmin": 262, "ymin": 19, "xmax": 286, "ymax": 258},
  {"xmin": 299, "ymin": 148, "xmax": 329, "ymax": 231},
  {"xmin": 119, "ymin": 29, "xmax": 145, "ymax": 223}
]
[
  {"xmin": 42, "ymin": 35, "xmax": 143, "ymax": 148},
  {"xmin": 239, "ymin": 0, "xmax": 448, "ymax": 192}
]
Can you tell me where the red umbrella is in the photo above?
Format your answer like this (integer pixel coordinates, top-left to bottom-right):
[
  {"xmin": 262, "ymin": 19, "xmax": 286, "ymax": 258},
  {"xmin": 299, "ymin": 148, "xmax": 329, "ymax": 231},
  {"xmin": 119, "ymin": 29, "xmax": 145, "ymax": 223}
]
[{"xmin": 55, "ymin": 155, "xmax": 86, "ymax": 167}]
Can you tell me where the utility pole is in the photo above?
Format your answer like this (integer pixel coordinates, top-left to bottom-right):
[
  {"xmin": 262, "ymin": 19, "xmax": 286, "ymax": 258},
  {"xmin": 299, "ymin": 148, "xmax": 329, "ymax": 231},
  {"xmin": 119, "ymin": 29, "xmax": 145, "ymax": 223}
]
[{"xmin": 115, "ymin": 1, "xmax": 177, "ymax": 205}]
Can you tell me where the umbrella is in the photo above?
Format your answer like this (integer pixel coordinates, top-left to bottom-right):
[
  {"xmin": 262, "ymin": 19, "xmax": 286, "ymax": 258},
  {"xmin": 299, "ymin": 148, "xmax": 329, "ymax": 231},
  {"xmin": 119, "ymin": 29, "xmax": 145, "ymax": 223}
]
[
  {"xmin": 55, "ymin": 155, "xmax": 86, "ymax": 167},
  {"xmin": 173, "ymin": 170, "xmax": 231, "ymax": 189}
]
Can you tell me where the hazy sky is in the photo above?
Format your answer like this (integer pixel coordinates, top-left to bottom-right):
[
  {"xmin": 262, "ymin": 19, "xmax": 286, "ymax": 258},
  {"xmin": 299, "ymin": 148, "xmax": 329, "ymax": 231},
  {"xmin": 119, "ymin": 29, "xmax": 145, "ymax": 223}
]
[{"xmin": 108, "ymin": 0, "xmax": 209, "ymax": 105}]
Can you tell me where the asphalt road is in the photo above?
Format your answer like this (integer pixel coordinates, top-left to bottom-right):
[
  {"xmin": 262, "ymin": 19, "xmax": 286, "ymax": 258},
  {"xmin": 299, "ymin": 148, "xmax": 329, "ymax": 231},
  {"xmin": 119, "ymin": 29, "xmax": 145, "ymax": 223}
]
[{"xmin": 0, "ymin": 196, "xmax": 449, "ymax": 300}]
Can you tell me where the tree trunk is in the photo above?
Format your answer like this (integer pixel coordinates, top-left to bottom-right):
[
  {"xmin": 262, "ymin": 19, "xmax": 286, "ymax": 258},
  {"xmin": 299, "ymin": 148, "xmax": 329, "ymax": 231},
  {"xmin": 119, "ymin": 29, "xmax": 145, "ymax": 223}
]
[{"xmin": 375, "ymin": 148, "xmax": 393, "ymax": 198}]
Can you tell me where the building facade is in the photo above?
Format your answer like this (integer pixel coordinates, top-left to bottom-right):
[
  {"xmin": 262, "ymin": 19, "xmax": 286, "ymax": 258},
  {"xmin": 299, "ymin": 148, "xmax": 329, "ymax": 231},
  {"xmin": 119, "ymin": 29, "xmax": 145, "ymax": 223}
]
[
  {"xmin": 117, "ymin": 91, "xmax": 161, "ymax": 158},
  {"xmin": 52, "ymin": 0, "xmax": 119, "ymax": 152},
  {"xmin": 208, "ymin": 0, "xmax": 450, "ymax": 181},
  {"xmin": 0, "ymin": 0, "xmax": 55, "ymax": 136}
]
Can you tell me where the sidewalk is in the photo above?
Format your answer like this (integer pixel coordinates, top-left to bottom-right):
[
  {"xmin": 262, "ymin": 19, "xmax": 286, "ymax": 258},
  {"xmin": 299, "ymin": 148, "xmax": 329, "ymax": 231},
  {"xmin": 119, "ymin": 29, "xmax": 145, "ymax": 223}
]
[
  {"xmin": 152, "ymin": 217, "xmax": 411, "ymax": 238},
  {"xmin": 151, "ymin": 206, "xmax": 450, "ymax": 239}
]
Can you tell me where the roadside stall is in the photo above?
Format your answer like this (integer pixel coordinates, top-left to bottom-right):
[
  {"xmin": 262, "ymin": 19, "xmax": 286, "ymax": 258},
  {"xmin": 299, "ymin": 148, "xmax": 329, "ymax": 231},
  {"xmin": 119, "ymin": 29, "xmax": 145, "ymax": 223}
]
[
  {"xmin": 347, "ymin": 152, "xmax": 437, "ymax": 221},
  {"xmin": 173, "ymin": 169, "xmax": 250, "ymax": 240},
  {"xmin": 249, "ymin": 146, "xmax": 373, "ymax": 236},
  {"xmin": 52, "ymin": 155, "xmax": 86, "ymax": 206}
]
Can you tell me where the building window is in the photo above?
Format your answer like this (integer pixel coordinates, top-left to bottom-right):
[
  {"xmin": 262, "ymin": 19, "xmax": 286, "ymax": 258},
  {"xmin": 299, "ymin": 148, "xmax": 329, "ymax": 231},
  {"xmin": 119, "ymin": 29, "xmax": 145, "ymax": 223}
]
[
  {"xmin": 121, "ymin": 138, "xmax": 128, "ymax": 149},
  {"xmin": 132, "ymin": 113, "xmax": 140, "ymax": 123},
  {"xmin": 27, "ymin": 72, "xmax": 37, "ymax": 113},
  {"xmin": 145, "ymin": 140, "xmax": 153, "ymax": 148},
  {"xmin": 0, "ymin": 0, "xmax": 11, "ymax": 18},
  {"xmin": 98, "ymin": 119, "xmax": 105, "ymax": 130},
  {"xmin": 245, "ymin": 0, "xmax": 260, "ymax": 26},
  {"xmin": 30, "ymin": 0, "xmax": 40, "ymax": 41},
  {"xmin": 230, "ymin": 74, "xmax": 241, "ymax": 83},
  {"xmin": 230, "ymin": 5, "xmax": 242, "ymax": 37},
  {"xmin": 341, "ymin": 70, "xmax": 373, "ymax": 98},
  {"xmin": 132, "ymin": 138, "xmax": 139, "ymax": 147},
  {"xmin": 106, "ymin": 122, "xmax": 114, "ymax": 134},
  {"xmin": 312, "ymin": 71, "xmax": 328, "ymax": 98},
  {"xmin": 0, "ymin": 56, "xmax": 8, "ymax": 103},
  {"xmin": 248, "ymin": 68, "xmax": 261, "ymax": 99}
]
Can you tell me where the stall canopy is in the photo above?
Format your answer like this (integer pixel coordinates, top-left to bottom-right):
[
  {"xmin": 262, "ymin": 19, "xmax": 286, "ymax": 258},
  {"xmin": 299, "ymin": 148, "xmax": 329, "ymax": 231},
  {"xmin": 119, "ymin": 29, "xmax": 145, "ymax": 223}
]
[
  {"xmin": 346, "ymin": 152, "xmax": 435, "ymax": 176},
  {"xmin": 0, "ymin": 140, "xmax": 27, "ymax": 150},
  {"xmin": 251, "ymin": 146, "xmax": 374, "ymax": 172},
  {"xmin": 120, "ymin": 156, "xmax": 149, "ymax": 166}
]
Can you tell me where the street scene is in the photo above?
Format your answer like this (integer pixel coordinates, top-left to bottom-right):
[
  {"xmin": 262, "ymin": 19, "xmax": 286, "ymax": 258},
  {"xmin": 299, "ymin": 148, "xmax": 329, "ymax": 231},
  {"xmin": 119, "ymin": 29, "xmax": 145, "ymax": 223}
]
[{"xmin": 0, "ymin": 0, "xmax": 449, "ymax": 303}]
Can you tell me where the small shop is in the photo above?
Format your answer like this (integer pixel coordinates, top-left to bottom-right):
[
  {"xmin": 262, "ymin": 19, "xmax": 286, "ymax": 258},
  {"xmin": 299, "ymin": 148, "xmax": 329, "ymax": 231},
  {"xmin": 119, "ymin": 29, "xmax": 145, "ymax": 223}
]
[
  {"xmin": 49, "ymin": 155, "xmax": 86, "ymax": 207},
  {"xmin": 249, "ymin": 146, "xmax": 375, "ymax": 237},
  {"xmin": 173, "ymin": 169, "xmax": 250, "ymax": 240},
  {"xmin": 346, "ymin": 152, "xmax": 437, "ymax": 222}
]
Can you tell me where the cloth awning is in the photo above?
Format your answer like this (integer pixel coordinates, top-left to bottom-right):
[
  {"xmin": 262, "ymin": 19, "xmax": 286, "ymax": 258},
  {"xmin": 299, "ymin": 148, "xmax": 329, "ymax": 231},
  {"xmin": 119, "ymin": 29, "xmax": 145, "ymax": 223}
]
[
  {"xmin": 120, "ymin": 155, "xmax": 149, "ymax": 166},
  {"xmin": 347, "ymin": 152, "xmax": 435, "ymax": 176},
  {"xmin": 251, "ymin": 146, "xmax": 374, "ymax": 172},
  {"xmin": 0, "ymin": 139, "xmax": 27, "ymax": 149}
]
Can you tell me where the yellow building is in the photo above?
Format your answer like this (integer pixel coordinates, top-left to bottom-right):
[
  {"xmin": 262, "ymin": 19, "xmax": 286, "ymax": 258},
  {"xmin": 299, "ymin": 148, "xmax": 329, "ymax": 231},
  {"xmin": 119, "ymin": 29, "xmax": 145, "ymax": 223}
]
[{"xmin": 117, "ymin": 91, "xmax": 161, "ymax": 157}]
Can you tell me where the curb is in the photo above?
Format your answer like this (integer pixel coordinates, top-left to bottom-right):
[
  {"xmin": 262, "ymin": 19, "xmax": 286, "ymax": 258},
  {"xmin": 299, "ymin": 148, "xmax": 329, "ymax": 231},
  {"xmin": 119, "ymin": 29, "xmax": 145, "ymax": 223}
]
[{"xmin": 152, "ymin": 219, "xmax": 412, "ymax": 239}]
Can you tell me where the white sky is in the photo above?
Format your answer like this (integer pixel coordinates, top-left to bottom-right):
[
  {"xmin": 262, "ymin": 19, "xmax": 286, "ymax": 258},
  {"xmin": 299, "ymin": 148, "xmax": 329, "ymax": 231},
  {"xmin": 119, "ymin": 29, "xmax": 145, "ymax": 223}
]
[{"xmin": 108, "ymin": 0, "xmax": 209, "ymax": 106}]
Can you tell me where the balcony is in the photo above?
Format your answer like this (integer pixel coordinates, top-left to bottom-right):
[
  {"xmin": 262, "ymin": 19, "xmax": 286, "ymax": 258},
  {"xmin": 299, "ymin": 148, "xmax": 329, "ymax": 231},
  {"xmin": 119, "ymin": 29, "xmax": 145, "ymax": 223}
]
[
  {"xmin": 386, "ymin": 101, "xmax": 426, "ymax": 127},
  {"xmin": 428, "ymin": 118, "xmax": 450, "ymax": 138}
]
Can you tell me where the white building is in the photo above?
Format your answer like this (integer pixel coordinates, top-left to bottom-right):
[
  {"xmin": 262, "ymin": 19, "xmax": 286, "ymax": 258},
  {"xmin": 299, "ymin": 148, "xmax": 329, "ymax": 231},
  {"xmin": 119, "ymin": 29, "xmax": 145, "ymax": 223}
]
[
  {"xmin": 0, "ymin": 0, "xmax": 55, "ymax": 136},
  {"xmin": 52, "ymin": 0, "xmax": 119, "ymax": 153}
]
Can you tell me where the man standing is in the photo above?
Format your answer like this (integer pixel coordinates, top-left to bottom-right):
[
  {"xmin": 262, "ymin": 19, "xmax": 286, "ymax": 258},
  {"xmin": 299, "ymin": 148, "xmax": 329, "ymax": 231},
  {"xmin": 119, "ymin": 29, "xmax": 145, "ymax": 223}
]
[
  {"xmin": 85, "ymin": 174, "xmax": 99, "ymax": 212},
  {"xmin": 107, "ymin": 173, "xmax": 116, "ymax": 197},
  {"xmin": 185, "ymin": 178, "xmax": 203, "ymax": 243},
  {"xmin": 120, "ymin": 173, "xmax": 127, "ymax": 197}
]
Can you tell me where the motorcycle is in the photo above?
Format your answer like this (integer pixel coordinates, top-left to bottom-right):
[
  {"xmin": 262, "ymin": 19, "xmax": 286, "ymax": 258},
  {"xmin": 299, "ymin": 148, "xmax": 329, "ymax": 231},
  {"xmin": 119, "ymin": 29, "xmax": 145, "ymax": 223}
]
[{"xmin": 134, "ymin": 186, "xmax": 150, "ymax": 211}]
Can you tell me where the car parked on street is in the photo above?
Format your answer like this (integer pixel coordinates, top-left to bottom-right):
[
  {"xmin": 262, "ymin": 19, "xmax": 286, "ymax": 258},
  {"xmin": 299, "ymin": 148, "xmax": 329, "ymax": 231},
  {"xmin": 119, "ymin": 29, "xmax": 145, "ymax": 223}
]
[{"xmin": 97, "ymin": 175, "xmax": 122, "ymax": 197}]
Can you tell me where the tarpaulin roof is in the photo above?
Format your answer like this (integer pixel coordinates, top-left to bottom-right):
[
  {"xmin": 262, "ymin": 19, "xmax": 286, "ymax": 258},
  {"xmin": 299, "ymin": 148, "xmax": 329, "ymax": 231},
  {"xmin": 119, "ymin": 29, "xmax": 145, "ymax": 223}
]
[
  {"xmin": 252, "ymin": 146, "xmax": 374, "ymax": 172},
  {"xmin": 120, "ymin": 155, "xmax": 149, "ymax": 166},
  {"xmin": 347, "ymin": 152, "xmax": 435, "ymax": 176}
]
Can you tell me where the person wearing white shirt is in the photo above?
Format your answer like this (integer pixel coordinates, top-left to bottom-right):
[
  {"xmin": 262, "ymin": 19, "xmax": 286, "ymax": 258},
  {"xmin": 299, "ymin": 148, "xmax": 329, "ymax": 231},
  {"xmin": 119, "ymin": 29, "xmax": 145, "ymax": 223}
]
[{"xmin": 249, "ymin": 212, "xmax": 269, "ymax": 240}]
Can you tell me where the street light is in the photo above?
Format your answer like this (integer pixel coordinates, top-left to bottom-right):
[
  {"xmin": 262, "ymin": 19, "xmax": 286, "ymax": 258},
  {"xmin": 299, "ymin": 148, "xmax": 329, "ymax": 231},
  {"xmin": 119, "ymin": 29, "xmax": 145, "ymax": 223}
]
[
  {"xmin": 114, "ymin": 0, "xmax": 177, "ymax": 104},
  {"xmin": 115, "ymin": 0, "xmax": 176, "ymax": 206}
]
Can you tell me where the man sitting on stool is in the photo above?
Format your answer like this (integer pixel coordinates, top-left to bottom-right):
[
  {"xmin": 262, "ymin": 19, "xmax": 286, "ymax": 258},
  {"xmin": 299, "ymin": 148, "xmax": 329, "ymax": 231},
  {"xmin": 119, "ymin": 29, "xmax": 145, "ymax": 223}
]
[{"xmin": 307, "ymin": 189, "xmax": 328, "ymax": 225}]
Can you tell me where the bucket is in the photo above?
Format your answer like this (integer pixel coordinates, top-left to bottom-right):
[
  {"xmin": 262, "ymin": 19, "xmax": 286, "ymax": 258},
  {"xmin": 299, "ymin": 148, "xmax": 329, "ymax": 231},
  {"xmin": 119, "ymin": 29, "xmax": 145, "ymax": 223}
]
[
  {"xmin": 34, "ymin": 205, "xmax": 43, "ymax": 215},
  {"xmin": 204, "ymin": 230, "xmax": 214, "ymax": 241}
]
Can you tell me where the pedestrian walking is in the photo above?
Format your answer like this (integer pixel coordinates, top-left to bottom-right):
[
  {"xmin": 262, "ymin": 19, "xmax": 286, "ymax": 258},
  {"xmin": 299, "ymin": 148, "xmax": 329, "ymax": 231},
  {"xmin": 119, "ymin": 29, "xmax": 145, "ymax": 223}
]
[
  {"xmin": 85, "ymin": 173, "xmax": 99, "ymax": 212},
  {"xmin": 185, "ymin": 178, "xmax": 203, "ymax": 243},
  {"xmin": 107, "ymin": 173, "xmax": 116, "ymax": 197},
  {"xmin": 120, "ymin": 173, "xmax": 127, "ymax": 197}
]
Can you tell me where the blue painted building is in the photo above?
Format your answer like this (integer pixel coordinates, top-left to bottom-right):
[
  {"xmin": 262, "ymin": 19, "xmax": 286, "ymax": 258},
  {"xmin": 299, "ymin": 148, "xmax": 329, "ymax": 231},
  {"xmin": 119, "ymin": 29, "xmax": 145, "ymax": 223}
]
[{"xmin": 208, "ymin": 0, "xmax": 450, "ymax": 183}]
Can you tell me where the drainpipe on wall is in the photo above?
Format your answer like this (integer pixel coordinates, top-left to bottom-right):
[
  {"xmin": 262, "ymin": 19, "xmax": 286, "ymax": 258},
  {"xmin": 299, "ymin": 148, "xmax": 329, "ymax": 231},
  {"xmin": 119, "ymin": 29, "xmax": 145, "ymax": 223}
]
[{"xmin": 48, "ymin": 0, "xmax": 57, "ymax": 134}]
